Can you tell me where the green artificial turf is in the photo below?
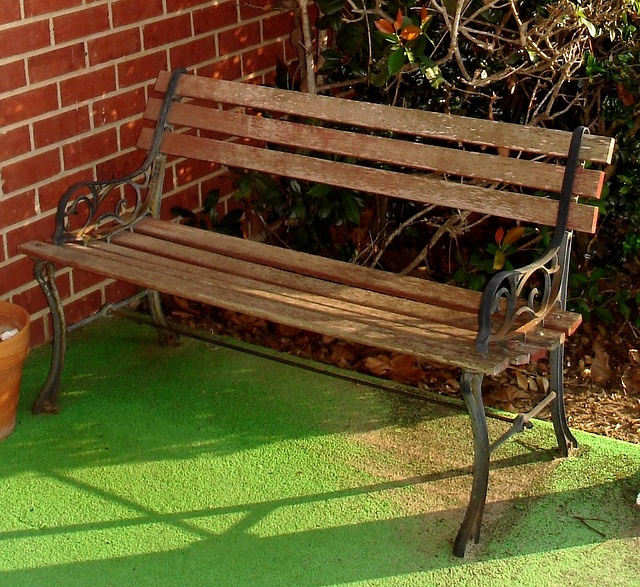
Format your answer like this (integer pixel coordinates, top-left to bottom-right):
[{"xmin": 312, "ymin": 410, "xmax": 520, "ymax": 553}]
[{"xmin": 0, "ymin": 318, "xmax": 638, "ymax": 586}]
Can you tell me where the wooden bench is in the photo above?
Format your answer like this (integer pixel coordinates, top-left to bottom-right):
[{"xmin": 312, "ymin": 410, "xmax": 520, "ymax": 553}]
[{"xmin": 18, "ymin": 68, "xmax": 614, "ymax": 557}]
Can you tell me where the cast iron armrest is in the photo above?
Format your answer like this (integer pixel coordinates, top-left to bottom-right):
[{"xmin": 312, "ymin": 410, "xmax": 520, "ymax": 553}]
[
  {"xmin": 475, "ymin": 126, "xmax": 589, "ymax": 355},
  {"xmin": 52, "ymin": 68, "xmax": 187, "ymax": 246}
]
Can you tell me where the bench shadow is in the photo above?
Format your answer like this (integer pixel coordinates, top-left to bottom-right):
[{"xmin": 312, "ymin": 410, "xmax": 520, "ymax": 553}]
[{"xmin": 0, "ymin": 464, "xmax": 637, "ymax": 587}]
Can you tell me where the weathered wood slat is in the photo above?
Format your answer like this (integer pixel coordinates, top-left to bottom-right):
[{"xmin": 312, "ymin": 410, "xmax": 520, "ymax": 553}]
[
  {"xmin": 154, "ymin": 71, "xmax": 615, "ymax": 164},
  {"xmin": 144, "ymin": 98, "xmax": 604, "ymax": 199},
  {"xmin": 133, "ymin": 218, "xmax": 582, "ymax": 336},
  {"xmin": 19, "ymin": 240, "xmax": 516, "ymax": 374},
  {"xmin": 112, "ymin": 230, "xmax": 480, "ymax": 331},
  {"xmin": 135, "ymin": 218, "xmax": 483, "ymax": 311},
  {"xmin": 137, "ymin": 128, "xmax": 599, "ymax": 233}
]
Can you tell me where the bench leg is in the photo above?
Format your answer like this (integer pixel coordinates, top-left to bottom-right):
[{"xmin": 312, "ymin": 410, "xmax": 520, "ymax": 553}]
[
  {"xmin": 453, "ymin": 370, "xmax": 490, "ymax": 557},
  {"xmin": 549, "ymin": 344, "xmax": 577, "ymax": 457},
  {"xmin": 146, "ymin": 290, "xmax": 174, "ymax": 346},
  {"xmin": 32, "ymin": 261, "xmax": 67, "ymax": 414}
]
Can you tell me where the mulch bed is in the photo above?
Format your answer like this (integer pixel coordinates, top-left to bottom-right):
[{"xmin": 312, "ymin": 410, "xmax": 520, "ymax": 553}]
[{"xmin": 166, "ymin": 297, "xmax": 640, "ymax": 445}]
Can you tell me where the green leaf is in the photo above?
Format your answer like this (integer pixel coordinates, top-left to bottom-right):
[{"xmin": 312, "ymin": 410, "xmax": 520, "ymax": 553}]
[
  {"xmin": 203, "ymin": 189, "xmax": 220, "ymax": 214},
  {"xmin": 594, "ymin": 306, "xmax": 614, "ymax": 323},
  {"xmin": 388, "ymin": 47, "xmax": 406, "ymax": 75},
  {"xmin": 316, "ymin": 0, "xmax": 345, "ymax": 16},
  {"xmin": 618, "ymin": 301, "xmax": 632, "ymax": 320},
  {"xmin": 340, "ymin": 192, "xmax": 361, "ymax": 225},
  {"xmin": 307, "ymin": 183, "xmax": 334, "ymax": 198}
]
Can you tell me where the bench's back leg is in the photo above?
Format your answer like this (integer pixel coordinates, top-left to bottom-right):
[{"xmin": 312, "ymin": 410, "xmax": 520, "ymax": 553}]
[
  {"xmin": 453, "ymin": 370, "xmax": 490, "ymax": 557},
  {"xmin": 146, "ymin": 290, "xmax": 175, "ymax": 346},
  {"xmin": 549, "ymin": 344, "xmax": 578, "ymax": 456},
  {"xmin": 32, "ymin": 261, "xmax": 67, "ymax": 414}
]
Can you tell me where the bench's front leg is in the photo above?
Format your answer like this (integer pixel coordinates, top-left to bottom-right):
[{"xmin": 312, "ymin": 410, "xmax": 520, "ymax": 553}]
[
  {"xmin": 454, "ymin": 370, "xmax": 490, "ymax": 557},
  {"xmin": 32, "ymin": 260, "xmax": 67, "ymax": 414},
  {"xmin": 549, "ymin": 344, "xmax": 577, "ymax": 457}
]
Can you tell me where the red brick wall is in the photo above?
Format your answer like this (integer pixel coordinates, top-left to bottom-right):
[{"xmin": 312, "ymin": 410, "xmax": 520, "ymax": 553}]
[{"xmin": 0, "ymin": 0, "xmax": 295, "ymax": 345}]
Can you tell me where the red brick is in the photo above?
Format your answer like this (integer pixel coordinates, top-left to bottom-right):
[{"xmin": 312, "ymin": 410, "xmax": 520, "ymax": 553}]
[
  {"xmin": 117, "ymin": 52, "xmax": 168, "ymax": 88},
  {"xmin": 105, "ymin": 280, "xmax": 140, "ymax": 305},
  {"xmin": 28, "ymin": 43, "xmax": 86, "ymax": 84},
  {"xmin": 120, "ymin": 118, "xmax": 144, "ymax": 150},
  {"xmin": 6, "ymin": 215, "xmax": 56, "ymax": 257},
  {"xmin": 0, "ymin": 20, "xmax": 50, "ymax": 61},
  {"xmin": 284, "ymin": 37, "xmax": 298, "ymax": 62},
  {"xmin": 64, "ymin": 289, "xmax": 103, "ymax": 326},
  {"xmin": 170, "ymin": 36, "xmax": 217, "ymax": 69},
  {"xmin": 38, "ymin": 168, "xmax": 94, "ymax": 212},
  {"xmin": 198, "ymin": 56, "xmax": 242, "ymax": 80},
  {"xmin": 113, "ymin": 0, "xmax": 164, "ymax": 26},
  {"xmin": 88, "ymin": 29, "xmax": 141, "ymax": 66},
  {"xmin": 95, "ymin": 150, "xmax": 147, "ymax": 180},
  {"xmin": 160, "ymin": 185, "xmax": 200, "ymax": 221},
  {"xmin": 53, "ymin": 5, "xmax": 110, "ymax": 44},
  {"xmin": 71, "ymin": 268, "xmax": 107, "ymax": 293},
  {"xmin": 166, "ymin": 0, "xmax": 210, "ymax": 11},
  {"xmin": 0, "ymin": 1, "xmax": 21, "ymax": 26},
  {"xmin": 242, "ymin": 41, "xmax": 284, "ymax": 75},
  {"xmin": 2, "ymin": 149, "xmax": 61, "ymax": 194},
  {"xmin": 262, "ymin": 11, "xmax": 294, "ymax": 40},
  {"xmin": 0, "ymin": 84, "xmax": 58, "ymax": 126},
  {"xmin": 239, "ymin": 0, "xmax": 272, "ymax": 20},
  {"xmin": 33, "ymin": 107, "xmax": 91, "ymax": 149},
  {"xmin": 0, "ymin": 60, "xmax": 26, "ymax": 94},
  {"xmin": 0, "ymin": 257, "xmax": 40, "ymax": 296},
  {"xmin": 60, "ymin": 67, "xmax": 116, "ymax": 106},
  {"xmin": 13, "ymin": 284, "xmax": 47, "ymax": 317},
  {"xmin": 12, "ymin": 273, "xmax": 73, "ymax": 316},
  {"xmin": 143, "ymin": 14, "xmax": 192, "ymax": 50},
  {"xmin": 24, "ymin": 0, "xmax": 81, "ymax": 17},
  {"xmin": 92, "ymin": 88, "xmax": 146, "ymax": 129},
  {"xmin": 0, "ymin": 191, "xmax": 37, "ymax": 226},
  {"xmin": 218, "ymin": 22, "xmax": 262, "ymax": 56},
  {"xmin": 193, "ymin": 2, "xmax": 238, "ymax": 36},
  {"xmin": 63, "ymin": 128, "xmax": 118, "ymax": 169},
  {"xmin": 0, "ymin": 126, "xmax": 31, "ymax": 163},
  {"xmin": 175, "ymin": 158, "xmax": 220, "ymax": 186}
]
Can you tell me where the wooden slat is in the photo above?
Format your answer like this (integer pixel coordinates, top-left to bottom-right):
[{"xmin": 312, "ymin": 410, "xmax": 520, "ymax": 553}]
[
  {"xmin": 155, "ymin": 71, "xmax": 615, "ymax": 164},
  {"xmin": 133, "ymin": 218, "xmax": 582, "ymax": 336},
  {"xmin": 112, "ymin": 230, "xmax": 480, "ymax": 331},
  {"xmin": 100, "ymin": 238, "xmax": 477, "ymax": 338},
  {"xmin": 135, "ymin": 218, "xmax": 484, "ymax": 312},
  {"xmin": 138, "ymin": 128, "xmax": 598, "ymax": 233},
  {"xmin": 18, "ymin": 240, "xmax": 514, "ymax": 374},
  {"xmin": 144, "ymin": 98, "xmax": 604, "ymax": 199}
]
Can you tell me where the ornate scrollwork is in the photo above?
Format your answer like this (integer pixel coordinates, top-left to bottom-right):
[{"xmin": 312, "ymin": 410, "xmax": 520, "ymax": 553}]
[
  {"xmin": 53, "ymin": 165, "xmax": 157, "ymax": 245},
  {"xmin": 475, "ymin": 126, "xmax": 589, "ymax": 355},
  {"xmin": 52, "ymin": 67, "xmax": 187, "ymax": 246},
  {"xmin": 475, "ymin": 242, "xmax": 566, "ymax": 354}
]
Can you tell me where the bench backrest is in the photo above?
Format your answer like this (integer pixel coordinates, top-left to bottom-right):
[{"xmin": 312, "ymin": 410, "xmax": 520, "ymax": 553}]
[{"xmin": 139, "ymin": 71, "xmax": 613, "ymax": 235}]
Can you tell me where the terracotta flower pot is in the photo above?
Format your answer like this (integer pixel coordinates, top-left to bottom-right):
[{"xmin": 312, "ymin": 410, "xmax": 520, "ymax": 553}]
[{"xmin": 0, "ymin": 301, "xmax": 30, "ymax": 441}]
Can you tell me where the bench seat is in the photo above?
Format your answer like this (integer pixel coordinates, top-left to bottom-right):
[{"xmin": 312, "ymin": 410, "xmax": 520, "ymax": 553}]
[{"xmin": 21, "ymin": 217, "xmax": 579, "ymax": 376}]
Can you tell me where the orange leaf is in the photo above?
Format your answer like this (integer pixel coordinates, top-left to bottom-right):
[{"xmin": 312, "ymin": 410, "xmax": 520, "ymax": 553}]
[
  {"xmin": 495, "ymin": 226, "xmax": 505, "ymax": 246},
  {"xmin": 502, "ymin": 226, "xmax": 525, "ymax": 247},
  {"xmin": 617, "ymin": 82, "xmax": 635, "ymax": 107},
  {"xmin": 400, "ymin": 25, "xmax": 421, "ymax": 41},
  {"xmin": 374, "ymin": 19, "xmax": 394, "ymax": 35},
  {"xmin": 363, "ymin": 355, "xmax": 392, "ymax": 377},
  {"xmin": 394, "ymin": 8, "xmax": 403, "ymax": 31}
]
